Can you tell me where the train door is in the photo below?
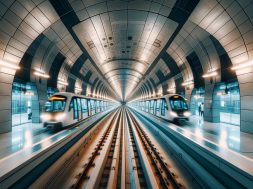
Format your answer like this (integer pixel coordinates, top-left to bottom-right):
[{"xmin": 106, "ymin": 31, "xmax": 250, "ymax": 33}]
[
  {"xmin": 72, "ymin": 98, "xmax": 78, "ymax": 120},
  {"xmin": 150, "ymin": 100, "xmax": 154, "ymax": 114},
  {"xmin": 96, "ymin": 100, "xmax": 100, "ymax": 113},
  {"xmin": 145, "ymin": 101, "xmax": 149, "ymax": 112},
  {"xmin": 91, "ymin": 100, "xmax": 96, "ymax": 115},
  {"xmin": 161, "ymin": 98, "xmax": 166, "ymax": 117},
  {"xmin": 78, "ymin": 98, "xmax": 83, "ymax": 120},
  {"xmin": 156, "ymin": 99, "xmax": 161, "ymax": 116},
  {"xmin": 101, "ymin": 101, "xmax": 103, "ymax": 111},
  {"xmin": 87, "ymin": 99, "xmax": 91, "ymax": 116},
  {"xmin": 96, "ymin": 100, "xmax": 98, "ymax": 114},
  {"xmin": 154, "ymin": 100, "xmax": 157, "ymax": 115},
  {"xmin": 81, "ymin": 98, "xmax": 88, "ymax": 119},
  {"xmin": 94, "ymin": 100, "xmax": 97, "ymax": 114}
]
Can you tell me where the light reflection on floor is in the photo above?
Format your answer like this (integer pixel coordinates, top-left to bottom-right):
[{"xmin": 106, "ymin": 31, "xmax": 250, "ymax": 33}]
[
  {"xmin": 0, "ymin": 122, "xmax": 49, "ymax": 159},
  {"xmin": 184, "ymin": 116, "xmax": 253, "ymax": 158}
]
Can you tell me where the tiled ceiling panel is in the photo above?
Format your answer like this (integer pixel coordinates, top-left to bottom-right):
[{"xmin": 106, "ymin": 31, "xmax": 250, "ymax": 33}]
[{"xmin": 70, "ymin": 0, "xmax": 178, "ymax": 99}]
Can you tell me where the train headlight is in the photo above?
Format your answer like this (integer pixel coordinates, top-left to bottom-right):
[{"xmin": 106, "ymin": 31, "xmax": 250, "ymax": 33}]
[
  {"xmin": 183, "ymin": 111, "xmax": 191, "ymax": 117},
  {"xmin": 40, "ymin": 113, "xmax": 51, "ymax": 122},
  {"xmin": 55, "ymin": 113, "xmax": 66, "ymax": 121},
  {"xmin": 170, "ymin": 111, "xmax": 177, "ymax": 117}
]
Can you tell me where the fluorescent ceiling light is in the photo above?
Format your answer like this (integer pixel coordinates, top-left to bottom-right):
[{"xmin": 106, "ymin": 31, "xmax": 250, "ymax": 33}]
[
  {"xmin": 58, "ymin": 80, "xmax": 68, "ymax": 86},
  {"xmin": 75, "ymin": 87, "xmax": 82, "ymax": 92},
  {"xmin": 0, "ymin": 59, "xmax": 20, "ymax": 70},
  {"xmin": 157, "ymin": 92, "xmax": 162, "ymax": 96},
  {"xmin": 231, "ymin": 60, "xmax": 253, "ymax": 70},
  {"xmin": 167, "ymin": 88, "xmax": 175, "ymax": 92},
  {"xmin": 182, "ymin": 81, "xmax": 194, "ymax": 86},
  {"xmin": 34, "ymin": 71, "xmax": 50, "ymax": 78},
  {"xmin": 202, "ymin": 71, "xmax": 218, "ymax": 78}
]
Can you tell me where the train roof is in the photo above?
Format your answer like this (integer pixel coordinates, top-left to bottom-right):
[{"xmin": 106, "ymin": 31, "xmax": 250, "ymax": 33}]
[{"xmin": 49, "ymin": 92, "xmax": 113, "ymax": 101}]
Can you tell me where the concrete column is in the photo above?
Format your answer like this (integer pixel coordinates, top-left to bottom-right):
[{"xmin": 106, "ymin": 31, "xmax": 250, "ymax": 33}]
[
  {"xmin": 185, "ymin": 88, "xmax": 193, "ymax": 107},
  {"xmin": 189, "ymin": 89, "xmax": 196, "ymax": 115},
  {"xmin": 238, "ymin": 72, "xmax": 253, "ymax": 133},
  {"xmin": 32, "ymin": 79, "xmax": 47, "ymax": 123},
  {"xmin": 204, "ymin": 84, "xmax": 217, "ymax": 122},
  {"xmin": 162, "ymin": 83, "xmax": 168, "ymax": 95},
  {"xmin": 0, "ymin": 72, "xmax": 13, "ymax": 133}
]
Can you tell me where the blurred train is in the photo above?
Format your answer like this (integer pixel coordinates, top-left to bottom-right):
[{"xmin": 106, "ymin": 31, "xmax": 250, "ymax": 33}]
[
  {"xmin": 41, "ymin": 92, "xmax": 117, "ymax": 130},
  {"xmin": 129, "ymin": 94, "xmax": 191, "ymax": 122}
]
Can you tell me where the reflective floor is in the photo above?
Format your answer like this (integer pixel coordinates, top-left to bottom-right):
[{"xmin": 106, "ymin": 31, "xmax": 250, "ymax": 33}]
[
  {"xmin": 185, "ymin": 116, "xmax": 253, "ymax": 159},
  {"xmin": 1, "ymin": 109, "xmax": 253, "ymax": 180},
  {"xmin": 1, "ymin": 114, "xmax": 253, "ymax": 160},
  {"xmin": 0, "ymin": 122, "xmax": 50, "ymax": 159},
  {"xmin": 0, "ymin": 109, "xmax": 113, "ymax": 176},
  {"xmin": 12, "ymin": 113, "xmax": 32, "ymax": 126},
  {"xmin": 0, "ymin": 112, "xmax": 109, "ymax": 178}
]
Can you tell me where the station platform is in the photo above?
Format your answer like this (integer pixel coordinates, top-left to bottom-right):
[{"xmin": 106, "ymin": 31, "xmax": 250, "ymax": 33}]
[
  {"xmin": 187, "ymin": 116, "xmax": 253, "ymax": 159},
  {"xmin": 0, "ymin": 110, "xmax": 113, "ymax": 161},
  {"xmin": 0, "ymin": 122, "xmax": 46, "ymax": 160}
]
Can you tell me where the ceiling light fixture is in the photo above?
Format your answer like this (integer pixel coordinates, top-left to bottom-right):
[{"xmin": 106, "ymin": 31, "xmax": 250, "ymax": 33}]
[
  {"xmin": 231, "ymin": 60, "xmax": 253, "ymax": 70},
  {"xmin": 34, "ymin": 68, "xmax": 50, "ymax": 78},
  {"xmin": 0, "ymin": 59, "xmax": 20, "ymax": 70},
  {"xmin": 167, "ymin": 88, "xmax": 175, "ymax": 93},
  {"xmin": 182, "ymin": 80, "xmax": 194, "ymax": 86},
  {"xmin": 58, "ymin": 79, "xmax": 68, "ymax": 86},
  {"xmin": 202, "ymin": 71, "xmax": 218, "ymax": 78},
  {"xmin": 34, "ymin": 71, "xmax": 50, "ymax": 78},
  {"xmin": 75, "ymin": 87, "xmax": 82, "ymax": 92}
]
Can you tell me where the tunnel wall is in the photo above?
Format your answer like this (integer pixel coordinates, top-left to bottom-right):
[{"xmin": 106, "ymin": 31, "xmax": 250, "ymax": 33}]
[
  {"xmin": 0, "ymin": 0, "xmax": 253, "ymax": 133},
  {"xmin": 132, "ymin": 0, "xmax": 253, "ymax": 133}
]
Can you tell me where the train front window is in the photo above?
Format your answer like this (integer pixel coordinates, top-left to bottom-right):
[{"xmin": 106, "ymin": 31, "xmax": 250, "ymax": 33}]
[
  {"xmin": 45, "ymin": 96, "xmax": 66, "ymax": 112},
  {"xmin": 169, "ymin": 96, "xmax": 188, "ymax": 110}
]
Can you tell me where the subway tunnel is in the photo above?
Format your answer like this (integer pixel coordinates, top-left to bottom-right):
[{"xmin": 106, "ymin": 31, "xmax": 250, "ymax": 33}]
[{"xmin": 0, "ymin": 0, "xmax": 253, "ymax": 188}]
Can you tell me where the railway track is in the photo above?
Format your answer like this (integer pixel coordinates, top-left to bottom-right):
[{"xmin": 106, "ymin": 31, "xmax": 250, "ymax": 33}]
[
  {"xmin": 126, "ymin": 109, "xmax": 186, "ymax": 189},
  {"xmin": 125, "ymin": 108, "xmax": 148, "ymax": 189},
  {"xmin": 71, "ymin": 108, "xmax": 123, "ymax": 189},
  {"xmin": 31, "ymin": 107, "xmax": 188, "ymax": 189}
]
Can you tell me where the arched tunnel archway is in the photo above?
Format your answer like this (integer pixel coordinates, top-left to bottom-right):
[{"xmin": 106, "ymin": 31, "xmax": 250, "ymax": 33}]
[
  {"xmin": 1, "ymin": 2, "xmax": 253, "ymax": 188},
  {"xmin": 0, "ymin": 0, "xmax": 251, "ymax": 135}
]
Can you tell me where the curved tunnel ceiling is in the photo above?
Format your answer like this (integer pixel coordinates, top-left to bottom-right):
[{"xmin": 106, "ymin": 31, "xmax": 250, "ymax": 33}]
[
  {"xmin": 70, "ymin": 0, "xmax": 180, "ymax": 100},
  {"xmin": 1, "ymin": 0, "xmax": 250, "ymax": 103}
]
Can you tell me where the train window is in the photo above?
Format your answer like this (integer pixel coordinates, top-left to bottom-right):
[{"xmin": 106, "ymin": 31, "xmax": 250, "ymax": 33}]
[
  {"xmin": 77, "ymin": 98, "xmax": 82, "ymax": 111},
  {"xmin": 156, "ymin": 99, "xmax": 160, "ymax": 114},
  {"xmin": 169, "ymin": 96, "xmax": 188, "ymax": 110},
  {"xmin": 150, "ymin": 100, "xmax": 154, "ymax": 114},
  {"xmin": 154, "ymin": 100, "xmax": 157, "ymax": 115},
  {"xmin": 145, "ymin": 101, "xmax": 149, "ymax": 112},
  {"xmin": 90, "ymin": 100, "xmax": 95, "ymax": 110},
  {"xmin": 101, "ymin": 101, "xmax": 103, "ymax": 110},
  {"xmin": 96, "ymin": 101, "xmax": 100, "ymax": 112},
  {"xmin": 46, "ymin": 95, "xmax": 67, "ymax": 112},
  {"xmin": 87, "ymin": 100, "xmax": 91, "ymax": 116},
  {"xmin": 161, "ymin": 98, "xmax": 166, "ymax": 116},
  {"xmin": 73, "ymin": 98, "xmax": 78, "ymax": 119},
  {"xmin": 81, "ymin": 99, "xmax": 88, "ymax": 112}
]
